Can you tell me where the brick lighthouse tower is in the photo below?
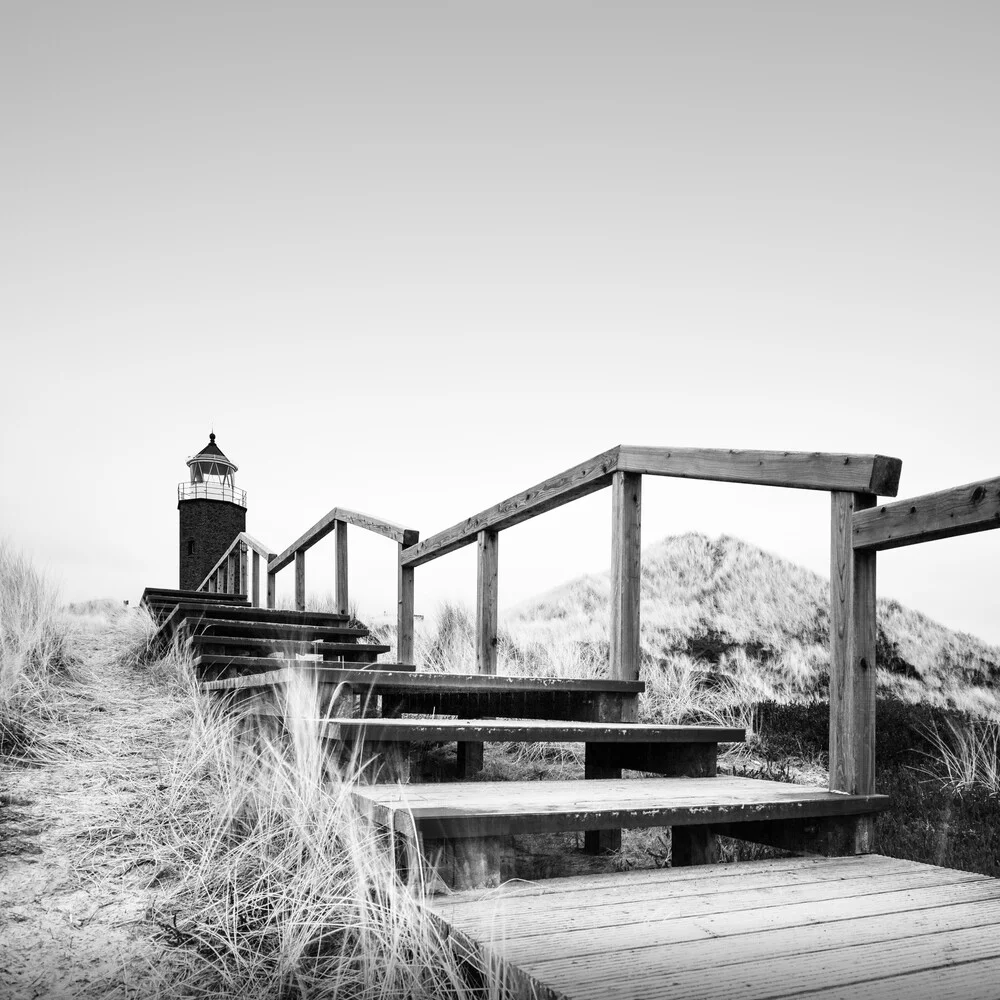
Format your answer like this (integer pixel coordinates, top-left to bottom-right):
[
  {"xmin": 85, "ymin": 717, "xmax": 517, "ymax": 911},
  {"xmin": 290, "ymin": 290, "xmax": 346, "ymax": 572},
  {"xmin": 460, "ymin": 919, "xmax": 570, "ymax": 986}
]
[{"xmin": 177, "ymin": 433, "xmax": 247, "ymax": 590}]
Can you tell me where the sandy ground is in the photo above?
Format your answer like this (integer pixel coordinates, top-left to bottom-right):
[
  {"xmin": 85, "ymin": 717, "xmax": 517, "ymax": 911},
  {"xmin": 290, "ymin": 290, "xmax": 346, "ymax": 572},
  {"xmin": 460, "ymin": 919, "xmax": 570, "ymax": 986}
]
[{"xmin": 0, "ymin": 642, "xmax": 182, "ymax": 999}]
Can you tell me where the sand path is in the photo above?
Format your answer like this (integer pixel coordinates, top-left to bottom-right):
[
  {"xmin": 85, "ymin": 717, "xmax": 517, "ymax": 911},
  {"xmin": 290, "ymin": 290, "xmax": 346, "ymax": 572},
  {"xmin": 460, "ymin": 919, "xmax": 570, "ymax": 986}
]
[{"xmin": 0, "ymin": 633, "xmax": 183, "ymax": 999}]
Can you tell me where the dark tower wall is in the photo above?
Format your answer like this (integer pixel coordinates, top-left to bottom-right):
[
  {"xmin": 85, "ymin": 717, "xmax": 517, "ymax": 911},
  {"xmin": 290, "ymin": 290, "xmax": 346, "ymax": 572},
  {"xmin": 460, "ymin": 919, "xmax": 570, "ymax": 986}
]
[{"xmin": 178, "ymin": 499, "xmax": 247, "ymax": 590}]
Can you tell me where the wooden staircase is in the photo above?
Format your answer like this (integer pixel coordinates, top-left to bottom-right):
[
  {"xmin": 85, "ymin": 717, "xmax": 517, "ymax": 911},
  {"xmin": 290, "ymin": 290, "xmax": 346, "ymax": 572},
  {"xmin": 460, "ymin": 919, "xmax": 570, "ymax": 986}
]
[{"xmin": 141, "ymin": 445, "xmax": 1000, "ymax": 996}]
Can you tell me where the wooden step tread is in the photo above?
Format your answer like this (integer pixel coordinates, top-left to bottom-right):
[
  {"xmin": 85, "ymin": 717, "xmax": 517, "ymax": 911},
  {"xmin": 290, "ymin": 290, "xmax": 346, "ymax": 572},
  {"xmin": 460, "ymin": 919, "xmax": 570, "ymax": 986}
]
[
  {"xmin": 141, "ymin": 587, "xmax": 249, "ymax": 605},
  {"xmin": 165, "ymin": 602, "xmax": 351, "ymax": 626},
  {"xmin": 312, "ymin": 717, "xmax": 743, "ymax": 744},
  {"xmin": 186, "ymin": 622, "xmax": 369, "ymax": 641},
  {"xmin": 352, "ymin": 776, "xmax": 888, "ymax": 839},
  {"xmin": 200, "ymin": 665, "xmax": 644, "ymax": 695},
  {"xmin": 428, "ymin": 854, "xmax": 1000, "ymax": 1000},
  {"xmin": 191, "ymin": 636, "xmax": 390, "ymax": 655}
]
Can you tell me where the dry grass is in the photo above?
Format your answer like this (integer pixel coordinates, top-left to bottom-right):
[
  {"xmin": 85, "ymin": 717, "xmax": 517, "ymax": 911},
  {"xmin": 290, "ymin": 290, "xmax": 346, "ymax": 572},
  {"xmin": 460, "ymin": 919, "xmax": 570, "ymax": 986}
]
[
  {"xmin": 0, "ymin": 540, "xmax": 81, "ymax": 759},
  {"xmin": 919, "ymin": 718, "xmax": 1000, "ymax": 796},
  {"xmin": 118, "ymin": 666, "xmax": 505, "ymax": 999}
]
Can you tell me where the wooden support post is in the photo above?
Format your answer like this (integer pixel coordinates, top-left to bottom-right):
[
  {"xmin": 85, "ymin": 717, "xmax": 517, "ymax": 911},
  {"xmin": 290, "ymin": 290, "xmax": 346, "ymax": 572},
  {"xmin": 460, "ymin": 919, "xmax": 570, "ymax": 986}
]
[
  {"xmin": 266, "ymin": 565, "xmax": 276, "ymax": 610},
  {"xmin": 456, "ymin": 742, "xmax": 484, "ymax": 778},
  {"xmin": 227, "ymin": 551, "xmax": 237, "ymax": 594},
  {"xmin": 830, "ymin": 491, "xmax": 878, "ymax": 854},
  {"xmin": 475, "ymin": 530, "xmax": 499, "ymax": 674},
  {"xmin": 421, "ymin": 835, "xmax": 504, "ymax": 892},
  {"xmin": 239, "ymin": 542, "xmax": 248, "ymax": 598},
  {"xmin": 294, "ymin": 550, "xmax": 306, "ymax": 612},
  {"xmin": 584, "ymin": 743, "xmax": 622, "ymax": 855},
  {"xmin": 335, "ymin": 519, "xmax": 349, "ymax": 617},
  {"xmin": 251, "ymin": 550, "xmax": 260, "ymax": 607},
  {"xmin": 672, "ymin": 825, "xmax": 720, "ymax": 866},
  {"xmin": 397, "ymin": 543, "xmax": 415, "ymax": 665},
  {"xmin": 610, "ymin": 471, "xmax": 642, "ymax": 682}
]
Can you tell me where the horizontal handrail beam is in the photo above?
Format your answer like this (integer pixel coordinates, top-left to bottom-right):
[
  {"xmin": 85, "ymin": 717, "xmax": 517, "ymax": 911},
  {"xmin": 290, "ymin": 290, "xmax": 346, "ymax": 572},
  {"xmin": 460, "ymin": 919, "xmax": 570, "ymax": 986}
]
[
  {"xmin": 401, "ymin": 448, "xmax": 619, "ymax": 568},
  {"xmin": 616, "ymin": 446, "xmax": 902, "ymax": 496},
  {"xmin": 269, "ymin": 507, "xmax": 419, "ymax": 573},
  {"xmin": 402, "ymin": 445, "xmax": 902, "ymax": 569},
  {"xmin": 241, "ymin": 532, "xmax": 275, "ymax": 560},
  {"xmin": 197, "ymin": 531, "xmax": 272, "ymax": 592},
  {"xmin": 853, "ymin": 476, "xmax": 1000, "ymax": 551}
]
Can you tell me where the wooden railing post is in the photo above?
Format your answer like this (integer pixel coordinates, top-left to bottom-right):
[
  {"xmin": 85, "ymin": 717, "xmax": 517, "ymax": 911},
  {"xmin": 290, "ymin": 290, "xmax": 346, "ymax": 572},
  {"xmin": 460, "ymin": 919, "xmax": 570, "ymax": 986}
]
[
  {"xmin": 335, "ymin": 519, "xmax": 349, "ymax": 617},
  {"xmin": 830, "ymin": 491, "xmax": 877, "ymax": 853},
  {"xmin": 476, "ymin": 530, "xmax": 499, "ymax": 675},
  {"xmin": 266, "ymin": 556, "xmax": 277, "ymax": 610},
  {"xmin": 294, "ymin": 550, "xmax": 306, "ymax": 612},
  {"xmin": 239, "ymin": 541, "xmax": 249, "ymax": 598},
  {"xmin": 610, "ymin": 471, "xmax": 642, "ymax": 683},
  {"xmin": 398, "ymin": 542, "xmax": 415, "ymax": 665},
  {"xmin": 251, "ymin": 550, "xmax": 260, "ymax": 607}
]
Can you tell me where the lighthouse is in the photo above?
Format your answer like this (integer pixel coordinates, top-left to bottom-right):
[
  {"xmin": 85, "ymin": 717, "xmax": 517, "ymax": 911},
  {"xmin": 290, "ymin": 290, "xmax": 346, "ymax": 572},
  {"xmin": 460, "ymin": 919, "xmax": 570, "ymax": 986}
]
[{"xmin": 177, "ymin": 433, "xmax": 247, "ymax": 590}]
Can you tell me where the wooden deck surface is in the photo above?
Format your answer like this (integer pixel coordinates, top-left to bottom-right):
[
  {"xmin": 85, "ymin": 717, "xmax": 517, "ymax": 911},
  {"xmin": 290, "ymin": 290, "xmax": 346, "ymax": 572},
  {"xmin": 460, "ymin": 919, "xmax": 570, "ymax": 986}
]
[{"xmin": 430, "ymin": 854, "xmax": 1000, "ymax": 1000}]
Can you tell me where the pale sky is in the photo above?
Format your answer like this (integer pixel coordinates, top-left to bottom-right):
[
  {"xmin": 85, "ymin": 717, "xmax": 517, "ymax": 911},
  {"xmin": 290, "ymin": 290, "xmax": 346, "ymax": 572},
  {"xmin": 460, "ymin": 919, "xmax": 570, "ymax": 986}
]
[{"xmin": 3, "ymin": 2, "xmax": 999, "ymax": 643}]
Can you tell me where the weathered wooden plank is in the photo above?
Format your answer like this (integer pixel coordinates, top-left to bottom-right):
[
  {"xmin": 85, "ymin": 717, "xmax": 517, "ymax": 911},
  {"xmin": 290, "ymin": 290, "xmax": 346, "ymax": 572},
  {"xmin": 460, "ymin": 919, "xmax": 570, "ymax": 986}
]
[
  {"xmin": 400, "ymin": 448, "xmax": 620, "ymax": 568},
  {"xmin": 320, "ymin": 719, "xmax": 740, "ymax": 743},
  {"xmin": 830, "ymin": 492, "xmax": 877, "ymax": 857},
  {"xmin": 266, "ymin": 569, "xmax": 276, "ymax": 609},
  {"xmin": 540, "ymin": 922, "xmax": 1000, "ymax": 1000},
  {"xmin": 609, "ymin": 471, "xmax": 641, "ymax": 683},
  {"xmin": 397, "ymin": 543, "xmax": 415, "ymax": 664},
  {"xmin": 853, "ymin": 475, "xmax": 1000, "ymax": 550},
  {"xmin": 269, "ymin": 506, "xmax": 418, "ymax": 573},
  {"xmin": 335, "ymin": 519, "xmax": 349, "ymax": 616},
  {"xmin": 432, "ymin": 856, "xmax": 946, "ymax": 924},
  {"xmin": 354, "ymin": 776, "xmax": 887, "ymax": 841},
  {"xmin": 250, "ymin": 549, "xmax": 260, "ymax": 607},
  {"xmin": 476, "ymin": 529, "xmax": 499, "ymax": 676},
  {"xmin": 617, "ymin": 446, "xmax": 902, "ymax": 495},
  {"xmin": 201, "ymin": 665, "xmax": 643, "ymax": 694},
  {"xmin": 517, "ymin": 900, "xmax": 1000, "ymax": 993},
  {"xmin": 470, "ymin": 881, "xmax": 1000, "ymax": 969},
  {"xmin": 794, "ymin": 957, "xmax": 1000, "ymax": 1000},
  {"xmin": 433, "ymin": 862, "xmax": 988, "ymax": 947}
]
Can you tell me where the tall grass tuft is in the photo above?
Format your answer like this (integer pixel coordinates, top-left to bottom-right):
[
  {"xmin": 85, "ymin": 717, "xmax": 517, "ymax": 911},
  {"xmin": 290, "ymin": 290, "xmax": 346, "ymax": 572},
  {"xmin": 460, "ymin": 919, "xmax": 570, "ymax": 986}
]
[
  {"xmin": 921, "ymin": 718, "xmax": 1000, "ymax": 796},
  {"xmin": 139, "ymin": 668, "xmax": 499, "ymax": 999},
  {"xmin": 0, "ymin": 541, "xmax": 78, "ymax": 757}
]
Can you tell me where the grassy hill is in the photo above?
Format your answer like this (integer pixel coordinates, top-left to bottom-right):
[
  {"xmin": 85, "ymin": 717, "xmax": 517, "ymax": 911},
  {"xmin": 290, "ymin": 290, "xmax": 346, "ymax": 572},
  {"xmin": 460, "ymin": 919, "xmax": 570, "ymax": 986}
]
[{"xmin": 503, "ymin": 532, "xmax": 1000, "ymax": 720}]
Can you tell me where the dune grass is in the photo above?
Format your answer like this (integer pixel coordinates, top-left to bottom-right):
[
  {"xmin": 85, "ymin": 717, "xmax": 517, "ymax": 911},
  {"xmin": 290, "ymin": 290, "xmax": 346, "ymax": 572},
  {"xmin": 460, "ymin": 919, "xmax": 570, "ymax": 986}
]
[
  {"xmin": 116, "ymin": 654, "xmax": 504, "ymax": 999},
  {"xmin": 0, "ymin": 541, "xmax": 80, "ymax": 759}
]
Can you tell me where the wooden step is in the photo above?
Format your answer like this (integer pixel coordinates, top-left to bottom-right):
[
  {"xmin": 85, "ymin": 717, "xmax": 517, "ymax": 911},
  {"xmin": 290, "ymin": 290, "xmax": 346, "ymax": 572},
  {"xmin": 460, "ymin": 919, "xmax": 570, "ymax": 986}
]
[
  {"xmin": 317, "ymin": 716, "xmax": 744, "ymax": 784},
  {"xmin": 195, "ymin": 650, "xmax": 392, "ymax": 682},
  {"xmin": 352, "ymin": 776, "xmax": 889, "ymax": 890},
  {"xmin": 190, "ymin": 635, "xmax": 390, "ymax": 659},
  {"xmin": 163, "ymin": 602, "xmax": 351, "ymax": 630},
  {"xmin": 429, "ymin": 855, "xmax": 1000, "ymax": 1000},
  {"xmin": 140, "ymin": 587, "xmax": 248, "ymax": 623},
  {"xmin": 322, "ymin": 718, "xmax": 743, "ymax": 745},
  {"xmin": 201, "ymin": 665, "xmax": 644, "ymax": 723}
]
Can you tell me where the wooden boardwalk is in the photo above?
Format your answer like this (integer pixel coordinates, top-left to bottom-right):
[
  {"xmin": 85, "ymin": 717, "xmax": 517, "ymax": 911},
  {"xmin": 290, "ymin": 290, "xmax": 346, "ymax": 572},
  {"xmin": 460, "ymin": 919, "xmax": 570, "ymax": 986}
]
[{"xmin": 430, "ymin": 854, "xmax": 1000, "ymax": 1000}]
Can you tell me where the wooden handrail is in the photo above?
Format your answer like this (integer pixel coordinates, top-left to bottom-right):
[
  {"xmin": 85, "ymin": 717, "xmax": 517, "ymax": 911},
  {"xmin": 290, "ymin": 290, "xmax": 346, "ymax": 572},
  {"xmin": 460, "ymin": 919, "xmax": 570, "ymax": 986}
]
[
  {"xmin": 853, "ymin": 476, "xmax": 1000, "ymax": 551},
  {"xmin": 402, "ymin": 445, "xmax": 902, "ymax": 570},
  {"xmin": 197, "ymin": 531, "xmax": 277, "ymax": 607},
  {"xmin": 616, "ymin": 446, "xmax": 902, "ymax": 496},
  {"xmin": 269, "ymin": 507, "xmax": 419, "ymax": 574},
  {"xmin": 265, "ymin": 507, "xmax": 419, "ymax": 645}
]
